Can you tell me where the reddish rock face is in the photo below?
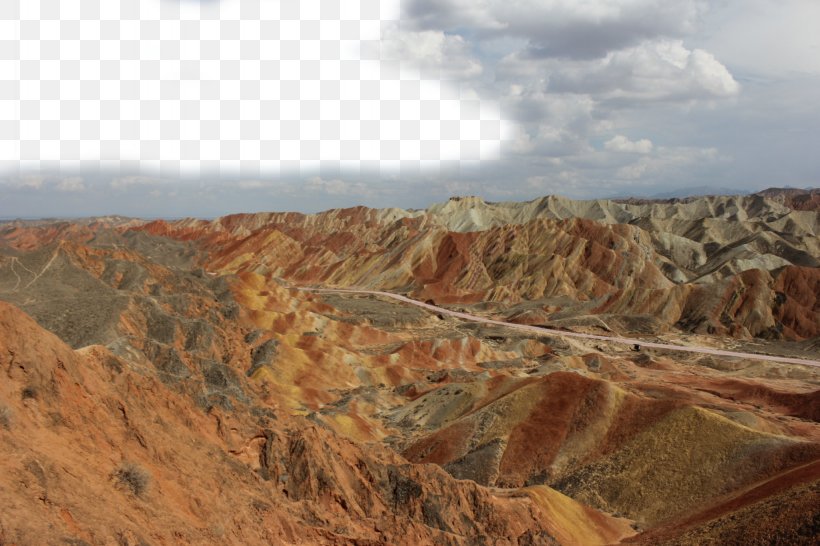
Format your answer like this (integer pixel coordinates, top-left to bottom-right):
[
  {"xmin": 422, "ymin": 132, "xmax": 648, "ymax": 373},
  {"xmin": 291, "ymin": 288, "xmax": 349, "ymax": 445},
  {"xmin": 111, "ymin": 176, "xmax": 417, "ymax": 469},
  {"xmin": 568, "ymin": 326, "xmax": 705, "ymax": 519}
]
[
  {"xmin": 123, "ymin": 191, "xmax": 820, "ymax": 342},
  {"xmin": 773, "ymin": 265, "xmax": 820, "ymax": 339},
  {"xmin": 755, "ymin": 187, "xmax": 820, "ymax": 211},
  {"xmin": 0, "ymin": 192, "xmax": 818, "ymax": 544}
]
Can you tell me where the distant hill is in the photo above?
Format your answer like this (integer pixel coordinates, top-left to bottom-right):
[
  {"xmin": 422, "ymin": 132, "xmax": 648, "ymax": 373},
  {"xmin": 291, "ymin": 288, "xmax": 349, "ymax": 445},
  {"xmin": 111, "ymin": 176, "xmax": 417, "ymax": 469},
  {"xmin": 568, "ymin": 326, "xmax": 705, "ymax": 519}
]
[
  {"xmin": 650, "ymin": 185, "xmax": 751, "ymax": 199},
  {"xmin": 612, "ymin": 186, "xmax": 819, "ymax": 211},
  {"xmin": 754, "ymin": 187, "xmax": 820, "ymax": 211},
  {"xmin": 606, "ymin": 185, "xmax": 750, "ymax": 201}
]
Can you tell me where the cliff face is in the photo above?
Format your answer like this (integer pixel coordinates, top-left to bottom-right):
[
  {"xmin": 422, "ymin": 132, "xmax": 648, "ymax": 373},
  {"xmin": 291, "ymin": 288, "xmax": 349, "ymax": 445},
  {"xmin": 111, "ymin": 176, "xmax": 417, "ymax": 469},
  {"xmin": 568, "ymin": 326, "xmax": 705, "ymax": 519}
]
[{"xmin": 0, "ymin": 191, "xmax": 818, "ymax": 545}]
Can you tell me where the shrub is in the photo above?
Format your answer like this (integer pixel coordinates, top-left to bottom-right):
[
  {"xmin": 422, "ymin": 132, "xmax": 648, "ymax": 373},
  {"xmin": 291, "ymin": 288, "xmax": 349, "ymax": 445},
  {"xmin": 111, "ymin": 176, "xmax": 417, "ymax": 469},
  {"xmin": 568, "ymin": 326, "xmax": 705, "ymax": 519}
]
[
  {"xmin": 114, "ymin": 462, "xmax": 150, "ymax": 497},
  {"xmin": 0, "ymin": 405, "xmax": 11, "ymax": 429},
  {"xmin": 21, "ymin": 385, "xmax": 38, "ymax": 400}
]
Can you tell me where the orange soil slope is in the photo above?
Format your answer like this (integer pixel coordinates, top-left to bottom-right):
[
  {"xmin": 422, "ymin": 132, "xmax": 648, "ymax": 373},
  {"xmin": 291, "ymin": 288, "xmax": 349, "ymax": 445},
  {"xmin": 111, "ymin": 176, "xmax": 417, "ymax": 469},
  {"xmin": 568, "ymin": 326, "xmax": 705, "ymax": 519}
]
[{"xmin": 0, "ymin": 301, "xmax": 635, "ymax": 546}]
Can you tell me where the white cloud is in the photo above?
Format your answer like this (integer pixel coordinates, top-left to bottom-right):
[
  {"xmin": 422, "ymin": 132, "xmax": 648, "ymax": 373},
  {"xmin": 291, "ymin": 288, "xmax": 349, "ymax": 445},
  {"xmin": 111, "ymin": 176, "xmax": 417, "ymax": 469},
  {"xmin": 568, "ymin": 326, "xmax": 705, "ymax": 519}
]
[
  {"xmin": 693, "ymin": 0, "xmax": 820, "ymax": 77},
  {"xmin": 616, "ymin": 146, "xmax": 719, "ymax": 179},
  {"xmin": 302, "ymin": 176, "xmax": 374, "ymax": 196},
  {"xmin": 491, "ymin": 35, "xmax": 736, "ymax": 165},
  {"xmin": 110, "ymin": 176, "xmax": 164, "ymax": 189},
  {"xmin": 55, "ymin": 177, "xmax": 86, "ymax": 192},
  {"xmin": 605, "ymin": 135, "xmax": 653, "ymax": 154},
  {"xmin": 379, "ymin": 29, "xmax": 483, "ymax": 80},
  {"xmin": 2, "ymin": 175, "xmax": 46, "ymax": 190},
  {"xmin": 548, "ymin": 40, "xmax": 740, "ymax": 103},
  {"xmin": 526, "ymin": 170, "xmax": 583, "ymax": 192}
]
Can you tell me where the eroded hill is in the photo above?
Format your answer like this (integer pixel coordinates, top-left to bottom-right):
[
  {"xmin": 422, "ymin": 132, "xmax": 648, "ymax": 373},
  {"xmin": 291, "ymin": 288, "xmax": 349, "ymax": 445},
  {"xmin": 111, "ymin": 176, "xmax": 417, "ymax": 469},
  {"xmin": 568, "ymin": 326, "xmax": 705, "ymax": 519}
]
[
  {"xmin": 138, "ymin": 189, "xmax": 820, "ymax": 341},
  {"xmin": 0, "ymin": 190, "xmax": 818, "ymax": 545}
]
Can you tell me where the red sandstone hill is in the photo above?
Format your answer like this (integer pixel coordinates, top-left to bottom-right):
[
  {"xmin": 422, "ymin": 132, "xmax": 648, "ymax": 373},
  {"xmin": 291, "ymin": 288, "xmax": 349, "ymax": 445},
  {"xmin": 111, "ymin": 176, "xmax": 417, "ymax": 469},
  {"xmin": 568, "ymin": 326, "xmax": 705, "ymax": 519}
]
[
  {"xmin": 755, "ymin": 187, "xmax": 820, "ymax": 211},
  {"xmin": 0, "ymin": 301, "xmax": 634, "ymax": 545},
  {"xmin": 134, "ymin": 192, "xmax": 820, "ymax": 341},
  {"xmin": 0, "ymin": 192, "xmax": 818, "ymax": 544}
]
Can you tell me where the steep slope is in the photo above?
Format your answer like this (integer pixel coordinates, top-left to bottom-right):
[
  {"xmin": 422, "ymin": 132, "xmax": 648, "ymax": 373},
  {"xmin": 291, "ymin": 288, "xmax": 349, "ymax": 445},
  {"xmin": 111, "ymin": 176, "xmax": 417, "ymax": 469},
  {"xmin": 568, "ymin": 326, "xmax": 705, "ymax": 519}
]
[
  {"xmin": 626, "ymin": 459, "xmax": 820, "ymax": 545},
  {"xmin": 0, "ymin": 301, "xmax": 635, "ymax": 545},
  {"xmin": 400, "ymin": 371, "xmax": 819, "ymax": 527}
]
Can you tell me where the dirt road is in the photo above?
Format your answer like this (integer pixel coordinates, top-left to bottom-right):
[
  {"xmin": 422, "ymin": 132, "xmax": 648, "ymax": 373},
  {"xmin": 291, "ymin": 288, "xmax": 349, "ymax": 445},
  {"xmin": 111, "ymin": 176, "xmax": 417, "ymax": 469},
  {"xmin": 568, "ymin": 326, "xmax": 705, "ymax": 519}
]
[{"xmin": 299, "ymin": 286, "xmax": 820, "ymax": 368}]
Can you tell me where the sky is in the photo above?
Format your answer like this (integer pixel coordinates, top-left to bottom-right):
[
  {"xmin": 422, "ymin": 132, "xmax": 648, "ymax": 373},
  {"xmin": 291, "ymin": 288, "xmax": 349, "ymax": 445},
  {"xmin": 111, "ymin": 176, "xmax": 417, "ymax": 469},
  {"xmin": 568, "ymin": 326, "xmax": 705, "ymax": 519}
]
[{"xmin": 1, "ymin": 0, "xmax": 818, "ymax": 217}]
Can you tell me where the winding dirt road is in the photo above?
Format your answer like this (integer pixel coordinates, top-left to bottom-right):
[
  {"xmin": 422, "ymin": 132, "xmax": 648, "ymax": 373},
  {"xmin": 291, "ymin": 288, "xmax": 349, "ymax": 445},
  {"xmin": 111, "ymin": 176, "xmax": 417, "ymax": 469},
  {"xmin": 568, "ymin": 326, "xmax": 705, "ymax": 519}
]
[{"xmin": 299, "ymin": 286, "xmax": 820, "ymax": 368}]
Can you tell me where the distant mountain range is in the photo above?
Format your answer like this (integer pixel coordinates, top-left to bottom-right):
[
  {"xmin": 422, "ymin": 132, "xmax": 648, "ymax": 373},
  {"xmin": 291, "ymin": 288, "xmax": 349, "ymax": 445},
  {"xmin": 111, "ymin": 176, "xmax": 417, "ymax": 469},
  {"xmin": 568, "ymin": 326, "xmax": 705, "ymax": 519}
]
[
  {"xmin": 649, "ymin": 185, "xmax": 752, "ymax": 199},
  {"xmin": 612, "ymin": 184, "xmax": 817, "ymax": 201}
]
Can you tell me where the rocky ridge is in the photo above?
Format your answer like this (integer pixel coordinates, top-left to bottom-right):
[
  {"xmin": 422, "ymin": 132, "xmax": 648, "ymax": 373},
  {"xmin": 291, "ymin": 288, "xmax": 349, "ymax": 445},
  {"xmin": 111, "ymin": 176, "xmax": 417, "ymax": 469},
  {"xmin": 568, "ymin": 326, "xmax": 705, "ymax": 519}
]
[{"xmin": 0, "ymin": 188, "xmax": 817, "ymax": 544}]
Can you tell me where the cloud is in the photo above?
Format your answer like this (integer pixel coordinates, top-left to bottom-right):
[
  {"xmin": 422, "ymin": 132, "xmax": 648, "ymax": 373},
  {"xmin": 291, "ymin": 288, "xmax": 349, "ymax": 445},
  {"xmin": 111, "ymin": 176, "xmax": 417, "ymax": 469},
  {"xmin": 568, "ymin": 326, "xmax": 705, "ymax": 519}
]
[
  {"xmin": 236, "ymin": 180, "xmax": 267, "ymax": 190},
  {"xmin": 452, "ymin": 5, "xmax": 739, "ymax": 167},
  {"xmin": 5, "ymin": 0, "xmax": 812, "ymax": 215},
  {"xmin": 525, "ymin": 171, "xmax": 584, "ymax": 193},
  {"xmin": 502, "ymin": 91, "xmax": 599, "ymax": 157},
  {"xmin": 110, "ymin": 176, "xmax": 164, "ymax": 190},
  {"xmin": 615, "ymin": 146, "xmax": 720, "ymax": 180},
  {"xmin": 693, "ymin": 0, "xmax": 820, "ymax": 78},
  {"xmin": 55, "ymin": 177, "xmax": 87, "ymax": 192},
  {"xmin": 547, "ymin": 40, "xmax": 739, "ymax": 103},
  {"xmin": 379, "ymin": 29, "xmax": 483, "ymax": 80},
  {"xmin": 1, "ymin": 175, "xmax": 46, "ymax": 190},
  {"xmin": 605, "ymin": 135, "xmax": 653, "ymax": 154},
  {"xmin": 481, "ymin": 36, "xmax": 737, "ymax": 166},
  {"xmin": 6, "ymin": 0, "xmax": 506, "ymax": 176},
  {"xmin": 404, "ymin": 0, "xmax": 706, "ymax": 59},
  {"xmin": 301, "ymin": 176, "xmax": 376, "ymax": 197}
]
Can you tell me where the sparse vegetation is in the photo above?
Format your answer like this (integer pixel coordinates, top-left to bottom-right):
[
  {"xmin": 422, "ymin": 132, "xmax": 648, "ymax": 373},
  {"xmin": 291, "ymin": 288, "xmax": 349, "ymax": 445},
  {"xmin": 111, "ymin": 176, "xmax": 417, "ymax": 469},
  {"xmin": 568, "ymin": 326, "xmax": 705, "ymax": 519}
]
[
  {"xmin": 21, "ymin": 385, "xmax": 38, "ymax": 400},
  {"xmin": 0, "ymin": 405, "xmax": 11, "ymax": 429},
  {"xmin": 49, "ymin": 411, "xmax": 66, "ymax": 427},
  {"xmin": 114, "ymin": 462, "xmax": 150, "ymax": 497}
]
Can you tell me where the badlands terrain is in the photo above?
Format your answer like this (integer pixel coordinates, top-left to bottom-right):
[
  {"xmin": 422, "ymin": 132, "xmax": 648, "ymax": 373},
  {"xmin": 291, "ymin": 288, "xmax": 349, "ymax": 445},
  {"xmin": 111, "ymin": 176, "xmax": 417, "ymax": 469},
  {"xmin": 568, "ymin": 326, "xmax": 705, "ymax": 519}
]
[{"xmin": 0, "ymin": 187, "xmax": 818, "ymax": 545}]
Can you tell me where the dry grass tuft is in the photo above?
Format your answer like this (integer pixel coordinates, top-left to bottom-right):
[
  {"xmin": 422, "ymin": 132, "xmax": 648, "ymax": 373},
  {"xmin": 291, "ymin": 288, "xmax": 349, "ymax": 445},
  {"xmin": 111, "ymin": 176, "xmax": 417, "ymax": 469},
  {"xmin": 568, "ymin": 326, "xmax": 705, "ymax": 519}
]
[
  {"xmin": 114, "ymin": 462, "xmax": 150, "ymax": 497},
  {"xmin": 0, "ymin": 405, "xmax": 11, "ymax": 429}
]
